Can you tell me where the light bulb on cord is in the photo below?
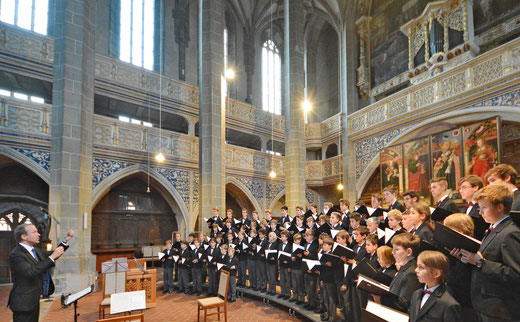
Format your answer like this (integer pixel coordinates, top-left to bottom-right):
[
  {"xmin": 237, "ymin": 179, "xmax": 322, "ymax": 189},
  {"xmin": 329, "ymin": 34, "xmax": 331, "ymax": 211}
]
[
  {"xmin": 225, "ymin": 68, "xmax": 235, "ymax": 80},
  {"xmin": 155, "ymin": 152, "xmax": 165, "ymax": 162},
  {"xmin": 269, "ymin": 170, "xmax": 277, "ymax": 178},
  {"xmin": 146, "ymin": 186, "xmax": 150, "ymax": 193},
  {"xmin": 337, "ymin": 183, "xmax": 344, "ymax": 190}
]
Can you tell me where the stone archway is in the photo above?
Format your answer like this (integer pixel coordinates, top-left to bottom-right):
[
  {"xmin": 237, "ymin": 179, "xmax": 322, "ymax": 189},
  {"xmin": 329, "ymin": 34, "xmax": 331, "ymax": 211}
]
[{"xmin": 225, "ymin": 178, "xmax": 262, "ymax": 219}]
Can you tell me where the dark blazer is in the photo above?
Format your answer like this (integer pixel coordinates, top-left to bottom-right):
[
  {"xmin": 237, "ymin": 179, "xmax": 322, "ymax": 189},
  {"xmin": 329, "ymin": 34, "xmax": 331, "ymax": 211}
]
[
  {"xmin": 384, "ymin": 200, "xmax": 406, "ymax": 213},
  {"xmin": 206, "ymin": 246, "xmax": 220, "ymax": 269},
  {"xmin": 280, "ymin": 214, "xmax": 292, "ymax": 226},
  {"xmin": 512, "ymin": 189, "xmax": 520, "ymax": 211},
  {"xmin": 278, "ymin": 242, "xmax": 292, "ymax": 268},
  {"xmin": 225, "ymin": 256, "xmax": 239, "ymax": 276},
  {"xmin": 207, "ymin": 216, "xmax": 223, "ymax": 229},
  {"xmin": 414, "ymin": 222, "xmax": 434, "ymax": 243},
  {"xmin": 437, "ymin": 196, "xmax": 460, "ymax": 213},
  {"xmin": 409, "ymin": 284, "xmax": 463, "ymax": 322},
  {"xmin": 462, "ymin": 202, "xmax": 488, "ymax": 241},
  {"xmin": 8, "ymin": 244, "xmax": 55, "ymax": 312},
  {"xmin": 382, "ymin": 259, "xmax": 422, "ymax": 312},
  {"xmin": 162, "ymin": 248, "xmax": 176, "ymax": 268},
  {"xmin": 470, "ymin": 217, "xmax": 520, "ymax": 320},
  {"xmin": 341, "ymin": 211, "xmax": 351, "ymax": 229}
]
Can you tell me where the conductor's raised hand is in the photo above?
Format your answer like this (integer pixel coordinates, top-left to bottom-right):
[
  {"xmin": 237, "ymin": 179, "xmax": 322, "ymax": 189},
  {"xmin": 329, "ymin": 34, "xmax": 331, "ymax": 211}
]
[{"xmin": 64, "ymin": 229, "xmax": 75, "ymax": 243}]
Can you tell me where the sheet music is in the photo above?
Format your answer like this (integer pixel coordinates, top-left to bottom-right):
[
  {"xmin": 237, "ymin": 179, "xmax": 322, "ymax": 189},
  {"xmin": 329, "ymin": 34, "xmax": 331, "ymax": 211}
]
[
  {"xmin": 429, "ymin": 207, "xmax": 435, "ymax": 214},
  {"xmin": 292, "ymin": 244, "xmax": 304, "ymax": 252},
  {"xmin": 257, "ymin": 245, "xmax": 262, "ymax": 252},
  {"xmin": 385, "ymin": 228, "xmax": 396, "ymax": 244},
  {"xmin": 203, "ymin": 244, "xmax": 209, "ymax": 250},
  {"xmin": 158, "ymin": 252, "xmax": 165, "ymax": 260},
  {"xmin": 303, "ymin": 259, "xmax": 320, "ymax": 270},
  {"xmin": 101, "ymin": 262, "xmax": 116, "ymax": 274},
  {"xmin": 242, "ymin": 244, "xmax": 248, "ymax": 250},
  {"xmin": 105, "ymin": 272, "xmax": 126, "ymax": 295},
  {"xmin": 377, "ymin": 228, "xmax": 385, "ymax": 240},
  {"xmin": 217, "ymin": 263, "xmax": 225, "ymax": 270},
  {"xmin": 204, "ymin": 217, "xmax": 209, "ymax": 222},
  {"xmin": 365, "ymin": 300, "xmax": 409, "ymax": 322},
  {"xmin": 265, "ymin": 249, "xmax": 277, "ymax": 258},
  {"xmin": 383, "ymin": 211, "xmax": 388, "ymax": 220},
  {"xmin": 64, "ymin": 284, "xmax": 94, "ymax": 305},
  {"xmin": 331, "ymin": 229, "xmax": 340, "ymax": 238},
  {"xmin": 278, "ymin": 251, "xmax": 291, "ymax": 259},
  {"xmin": 234, "ymin": 218, "xmax": 241, "ymax": 224},
  {"xmin": 110, "ymin": 290, "xmax": 146, "ymax": 315},
  {"xmin": 198, "ymin": 253, "xmax": 203, "ymax": 259},
  {"xmin": 207, "ymin": 255, "xmax": 213, "ymax": 262},
  {"xmin": 366, "ymin": 207, "xmax": 377, "ymax": 215},
  {"xmin": 248, "ymin": 237, "xmax": 253, "ymax": 243},
  {"xmin": 344, "ymin": 264, "xmax": 349, "ymax": 278},
  {"xmin": 189, "ymin": 244, "xmax": 196, "ymax": 250},
  {"xmin": 173, "ymin": 255, "xmax": 179, "ymax": 262}
]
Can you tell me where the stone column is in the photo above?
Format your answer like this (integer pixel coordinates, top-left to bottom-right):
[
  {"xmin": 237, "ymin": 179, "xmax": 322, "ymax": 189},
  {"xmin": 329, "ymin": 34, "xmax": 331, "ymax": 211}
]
[
  {"xmin": 339, "ymin": 20, "xmax": 360, "ymax": 204},
  {"xmin": 49, "ymin": 0, "xmax": 96, "ymax": 294},
  {"xmin": 198, "ymin": 0, "xmax": 225, "ymax": 231},
  {"xmin": 284, "ymin": 0, "xmax": 306, "ymax": 215}
]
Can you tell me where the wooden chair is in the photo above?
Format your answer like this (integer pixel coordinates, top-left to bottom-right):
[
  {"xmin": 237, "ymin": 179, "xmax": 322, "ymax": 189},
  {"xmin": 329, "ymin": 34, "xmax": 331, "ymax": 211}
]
[
  {"xmin": 96, "ymin": 313, "xmax": 144, "ymax": 322},
  {"xmin": 197, "ymin": 270, "xmax": 230, "ymax": 322}
]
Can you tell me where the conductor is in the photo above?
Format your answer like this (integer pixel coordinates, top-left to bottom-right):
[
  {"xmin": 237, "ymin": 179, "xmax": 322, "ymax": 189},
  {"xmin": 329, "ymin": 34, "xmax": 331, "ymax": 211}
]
[{"xmin": 8, "ymin": 223, "xmax": 74, "ymax": 322}]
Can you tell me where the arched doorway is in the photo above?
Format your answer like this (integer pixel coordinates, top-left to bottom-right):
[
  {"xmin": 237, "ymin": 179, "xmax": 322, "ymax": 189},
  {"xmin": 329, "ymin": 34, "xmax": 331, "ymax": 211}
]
[
  {"xmin": 225, "ymin": 181, "xmax": 260, "ymax": 219},
  {"xmin": 0, "ymin": 154, "xmax": 49, "ymax": 283},
  {"xmin": 91, "ymin": 173, "xmax": 180, "ymax": 250}
]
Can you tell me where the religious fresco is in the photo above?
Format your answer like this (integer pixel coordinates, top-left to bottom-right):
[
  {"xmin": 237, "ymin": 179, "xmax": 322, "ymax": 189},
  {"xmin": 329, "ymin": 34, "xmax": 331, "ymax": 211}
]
[
  {"xmin": 463, "ymin": 117, "xmax": 500, "ymax": 184},
  {"xmin": 404, "ymin": 137, "xmax": 431, "ymax": 204},
  {"xmin": 380, "ymin": 144, "xmax": 403, "ymax": 194},
  {"xmin": 431, "ymin": 128, "xmax": 463, "ymax": 199}
]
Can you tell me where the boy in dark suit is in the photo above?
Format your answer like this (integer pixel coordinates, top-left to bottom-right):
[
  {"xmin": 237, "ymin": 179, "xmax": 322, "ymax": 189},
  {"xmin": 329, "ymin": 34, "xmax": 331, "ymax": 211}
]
[
  {"xmin": 190, "ymin": 239, "xmax": 204, "ymax": 295},
  {"xmin": 176, "ymin": 240, "xmax": 191, "ymax": 294},
  {"xmin": 289, "ymin": 233, "xmax": 305, "ymax": 304},
  {"xmin": 265, "ymin": 231, "xmax": 279, "ymax": 295},
  {"xmin": 206, "ymin": 238, "xmax": 220, "ymax": 296},
  {"xmin": 303, "ymin": 229, "xmax": 319, "ymax": 310},
  {"xmin": 256, "ymin": 229, "xmax": 268, "ymax": 292},
  {"xmin": 278, "ymin": 230, "xmax": 292, "ymax": 299},
  {"xmin": 235, "ymin": 231, "xmax": 249, "ymax": 287},
  {"xmin": 430, "ymin": 178, "xmax": 459, "ymax": 213},
  {"xmin": 457, "ymin": 184, "xmax": 520, "ymax": 321},
  {"xmin": 226, "ymin": 247, "xmax": 239, "ymax": 302},
  {"xmin": 409, "ymin": 250, "xmax": 462, "ymax": 322},
  {"xmin": 459, "ymin": 175, "xmax": 488, "ymax": 240},
  {"xmin": 379, "ymin": 233, "xmax": 422, "ymax": 312},
  {"xmin": 161, "ymin": 240, "xmax": 175, "ymax": 294}
]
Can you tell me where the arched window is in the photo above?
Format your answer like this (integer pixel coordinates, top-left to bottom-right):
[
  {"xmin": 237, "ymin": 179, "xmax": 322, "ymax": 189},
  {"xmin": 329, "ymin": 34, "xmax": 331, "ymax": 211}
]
[
  {"xmin": 0, "ymin": 0, "xmax": 48, "ymax": 34},
  {"xmin": 119, "ymin": 0, "xmax": 155, "ymax": 70},
  {"xmin": 262, "ymin": 40, "xmax": 281, "ymax": 115}
]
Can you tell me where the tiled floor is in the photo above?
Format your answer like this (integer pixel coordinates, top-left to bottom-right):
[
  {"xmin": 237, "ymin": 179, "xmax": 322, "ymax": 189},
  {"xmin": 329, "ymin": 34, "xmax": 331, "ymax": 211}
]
[{"xmin": 0, "ymin": 283, "xmax": 300, "ymax": 322}]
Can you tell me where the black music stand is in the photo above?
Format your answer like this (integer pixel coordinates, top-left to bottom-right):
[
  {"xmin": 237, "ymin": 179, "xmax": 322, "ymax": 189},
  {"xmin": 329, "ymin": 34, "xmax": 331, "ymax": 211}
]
[{"xmin": 62, "ymin": 284, "xmax": 94, "ymax": 322}]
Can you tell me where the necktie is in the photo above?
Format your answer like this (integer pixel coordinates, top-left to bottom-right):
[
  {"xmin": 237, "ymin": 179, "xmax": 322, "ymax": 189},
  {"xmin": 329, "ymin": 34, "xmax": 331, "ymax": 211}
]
[
  {"xmin": 32, "ymin": 248, "xmax": 39, "ymax": 262},
  {"xmin": 410, "ymin": 228, "xmax": 417, "ymax": 234},
  {"xmin": 467, "ymin": 202, "xmax": 474, "ymax": 208},
  {"xmin": 422, "ymin": 289, "xmax": 432, "ymax": 295},
  {"xmin": 436, "ymin": 200, "xmax": 442, "ymax": 207},
  {"xmin": 489, "ymin": 225, "xmax": 494, "ymax": 232}
]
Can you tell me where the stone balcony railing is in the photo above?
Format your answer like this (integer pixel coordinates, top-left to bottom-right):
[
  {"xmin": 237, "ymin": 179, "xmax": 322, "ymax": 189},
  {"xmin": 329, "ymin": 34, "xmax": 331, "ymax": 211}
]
[
  {"xmin": 348, "ymin": 36, "xmax": 520, "ymax": 137},
  {"xmin": 0, "ymin": 96, "xmax": 51, "ymax": 136},
  {"xmin": 306, "ymin": 155, "xmax": 342, "ymax": 185},
  {"xmin": 227, "ymin": 98, "xmax": 285, "ymax": 134}
]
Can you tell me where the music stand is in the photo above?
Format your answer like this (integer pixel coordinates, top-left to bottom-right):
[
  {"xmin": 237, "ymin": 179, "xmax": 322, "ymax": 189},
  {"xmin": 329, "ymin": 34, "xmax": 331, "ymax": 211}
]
[
  {"xmin": 133, "ymin": 257, "xmax": 149, "ymax": 274},
  {"xmin": 62, "ymin": 284, "xmax": 94, "ymax": 322}
]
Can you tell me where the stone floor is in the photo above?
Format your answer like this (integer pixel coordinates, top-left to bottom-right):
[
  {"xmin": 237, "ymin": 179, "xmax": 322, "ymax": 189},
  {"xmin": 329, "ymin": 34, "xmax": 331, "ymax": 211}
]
[{"xmin": 0, "ymin": 283, "xmax": 300, "ymax": 322}]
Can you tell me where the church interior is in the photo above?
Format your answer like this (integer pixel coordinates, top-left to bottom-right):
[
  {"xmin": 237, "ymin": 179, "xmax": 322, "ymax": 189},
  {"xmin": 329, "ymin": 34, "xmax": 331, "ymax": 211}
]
[{"xmin": 1, "ymin": 0, "xmax": 520, "ymax": 321}]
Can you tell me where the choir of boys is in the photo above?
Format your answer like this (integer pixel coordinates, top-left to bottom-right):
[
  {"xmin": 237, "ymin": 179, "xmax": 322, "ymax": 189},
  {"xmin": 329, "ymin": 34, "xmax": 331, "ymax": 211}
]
[{"xmin": 157, "ymin": 163, "xmax": 520, "ymax": 322}]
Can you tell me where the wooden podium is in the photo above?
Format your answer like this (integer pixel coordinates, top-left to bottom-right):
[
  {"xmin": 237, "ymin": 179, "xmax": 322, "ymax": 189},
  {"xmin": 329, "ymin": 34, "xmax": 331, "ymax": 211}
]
[{"xmin": 125, "ymin": 269, "xmax": 157, "ymax": 308}]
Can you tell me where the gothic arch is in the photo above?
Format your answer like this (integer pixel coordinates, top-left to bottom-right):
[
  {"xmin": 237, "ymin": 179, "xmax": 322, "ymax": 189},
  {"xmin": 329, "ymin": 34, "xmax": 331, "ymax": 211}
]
[
  {"xmin": 0, "ymin": 146, "xmax": 50, "ymax": 184},
  {"xmin": 355, "ymin": 106, "xmax": 520, "ymax": 197},
  {"xmin": 225, "ymin": 177, "xmax": 262, "ymax": 214},
  {"xmin": 268, "ymin": 188, "xmax": 286, "ymax": 212},
  {"xmin": 91, "ymin": 164, "xmax": 190, "ymax": 229}
]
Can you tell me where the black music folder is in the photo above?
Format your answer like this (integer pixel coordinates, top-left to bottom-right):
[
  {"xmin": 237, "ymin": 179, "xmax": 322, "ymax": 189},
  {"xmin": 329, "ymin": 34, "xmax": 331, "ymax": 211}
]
[
  {"xmin": 431, "ymin": 207, "xmax": 454, "ymax": 222},
  {"xmin": 357, "ymin": 274, "xmax": 398, "ymax": 298},
  {"xmin": 332, "ymin": 243, "xmax": 356, "ymax": 259},
  {"xmin": 319, "ymin": 253, "xmax": 342, "ymax": 266},
  {"xmin": 433, "ymin": 222, "xmax": 481, "ymax": 253}
]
